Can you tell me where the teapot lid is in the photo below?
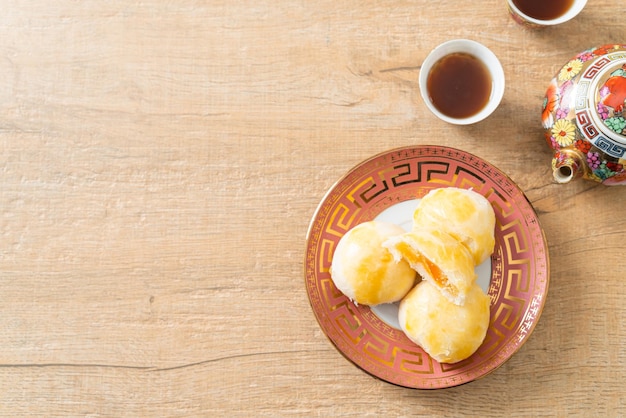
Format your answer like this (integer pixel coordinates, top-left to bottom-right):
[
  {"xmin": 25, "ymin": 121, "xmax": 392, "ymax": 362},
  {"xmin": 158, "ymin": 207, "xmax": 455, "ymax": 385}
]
[{"xmin": 574, "ymin": 50, "xmax": 626, "ymax": 158}]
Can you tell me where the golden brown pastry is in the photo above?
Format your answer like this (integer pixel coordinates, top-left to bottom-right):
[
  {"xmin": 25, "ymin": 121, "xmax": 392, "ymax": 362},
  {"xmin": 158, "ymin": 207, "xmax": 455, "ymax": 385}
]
[
  {"xmin": 383, "ymin": 228, "xmax": 476, "ymax": 305},
  {"xmin": 412, "ymin": 187, "xmax": 495, "ymax": 265},
  {"xmin": 398, "ymin": 280, "xmax": 491, "ymax": 364},
  {"xmin": 330, "ymin": 221, "xmax": 417, "ymax": 306}
]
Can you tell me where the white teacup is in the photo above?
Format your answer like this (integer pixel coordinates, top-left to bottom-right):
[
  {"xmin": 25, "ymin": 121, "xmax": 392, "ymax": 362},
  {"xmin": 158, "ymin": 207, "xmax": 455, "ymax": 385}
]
[
  {"xmin": 419, "ymin": 39, "xmax": 505, "ymax": 125},
  {"xmin": 507, "ymin": 0, "xmax": 587, "ymax": 27}
]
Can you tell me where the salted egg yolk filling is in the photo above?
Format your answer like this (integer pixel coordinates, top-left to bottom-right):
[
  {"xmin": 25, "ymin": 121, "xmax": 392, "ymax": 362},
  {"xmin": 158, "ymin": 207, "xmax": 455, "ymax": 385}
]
[{"xmin": 393, "ymin": 241, "xmax": 458, "ymax": 299}]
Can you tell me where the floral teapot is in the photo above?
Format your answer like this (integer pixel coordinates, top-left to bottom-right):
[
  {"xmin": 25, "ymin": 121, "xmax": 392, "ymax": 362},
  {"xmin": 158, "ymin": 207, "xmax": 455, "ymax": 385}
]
[{"xmin": 542, "ymin": 44, "xmax": 626, "ymax": 185}]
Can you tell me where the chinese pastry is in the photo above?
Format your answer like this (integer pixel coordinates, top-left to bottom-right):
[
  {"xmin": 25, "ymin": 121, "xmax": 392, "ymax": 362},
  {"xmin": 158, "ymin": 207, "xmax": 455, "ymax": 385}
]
[
  {"xmin": 330, "ymin": 221, "xmax": 417, "ymax": 306},
  {"xmin": 412, "ymin": 187, "xmax": 495, "ymax": 265},
  {"xmin": 383, "ymin": 228, "xmax": 476, "ymax": 306},
  {"xmin": 398, "ymin": 280, "xmax": 491, "ymax": 364}
]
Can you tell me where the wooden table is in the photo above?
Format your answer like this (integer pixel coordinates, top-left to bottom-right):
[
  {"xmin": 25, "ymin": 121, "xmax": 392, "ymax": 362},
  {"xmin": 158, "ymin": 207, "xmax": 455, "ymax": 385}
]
[{"xmin": 1, "ymin": 1, "xmax": 625, "ymax": 416}]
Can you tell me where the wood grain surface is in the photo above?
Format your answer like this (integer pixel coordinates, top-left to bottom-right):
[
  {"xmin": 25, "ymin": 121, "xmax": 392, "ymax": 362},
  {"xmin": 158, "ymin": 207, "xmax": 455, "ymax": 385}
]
[{"xmin": 1, "ymin": 1, "xmax": 625, "ymax": 416}]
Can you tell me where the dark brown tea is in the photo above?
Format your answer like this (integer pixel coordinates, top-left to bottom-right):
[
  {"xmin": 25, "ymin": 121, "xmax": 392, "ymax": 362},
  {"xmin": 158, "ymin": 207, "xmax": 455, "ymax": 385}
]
[
  {"xmin": 426, "ymin": 53, "xmax": 492, "ymax": 119},
  {"xmin": 512, "ymin": 0, "xmax": 574, "ymax": 20}
]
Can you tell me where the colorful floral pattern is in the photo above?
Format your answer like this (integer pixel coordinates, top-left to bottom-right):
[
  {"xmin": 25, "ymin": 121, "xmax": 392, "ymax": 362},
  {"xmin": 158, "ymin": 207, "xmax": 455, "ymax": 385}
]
[
  {"xmin": 541, "ymin": 82, "xmax": 557, "ymax": 128},
  {"xmin": 597, "ymin": 67, "xmax": 626, "ymax": 135},
  {"xmin": 575, "ymin": 139, "xmax": 591, "ymax": 154},
  {"xmin": 551, "ymin": 119, "xmax": 576, "ymax": 147},
  {"xmin": 542, "ymin": 44, "xmax": 626, "ymax": 185},
  {"xmin": 605, "ymin": 116, "xmax": 626, "ymax": 134},
  {"xmin": 555, "ymin": 107, "xmax": 569, "ymax": 120},
  {"xmin": 587, "ymin": 151, "xmax": 601, "ymax": 169},
  {"xmin": 576, "ymin": 51, "xmax": 594, "ymax": 62},
  {"xmin": 558, "ymin": 59, "xmax": 583, "ymax": 82}
]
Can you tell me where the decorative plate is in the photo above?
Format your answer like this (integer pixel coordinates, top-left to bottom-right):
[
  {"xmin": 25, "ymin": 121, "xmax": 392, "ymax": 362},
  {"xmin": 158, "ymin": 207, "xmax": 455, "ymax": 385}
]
[{"xmin": 304, "ymin": 145, "xmax": 549, "ymax": 389}]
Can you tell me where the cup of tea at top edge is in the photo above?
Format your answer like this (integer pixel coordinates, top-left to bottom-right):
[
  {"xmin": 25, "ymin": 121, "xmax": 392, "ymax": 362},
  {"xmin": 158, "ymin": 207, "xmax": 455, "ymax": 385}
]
[
  {"xmin": 419, "ymin": 39, "xmax": 505, "ymax": 125},
  {"xmin": 507, "ymin": 0, "xmax": 587, "ymax": 28}
]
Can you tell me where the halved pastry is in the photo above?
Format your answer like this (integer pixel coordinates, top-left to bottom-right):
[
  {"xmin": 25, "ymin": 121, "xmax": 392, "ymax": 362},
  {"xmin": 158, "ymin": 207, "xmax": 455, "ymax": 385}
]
[
  {"xmin": 398, "ymin": 280, "xmax": 491, "ymax": 364},
  {"xmin": 330, "ymin": 221, "xmax": 417, "ymax": 306},
  {"xmin": 383, "ymin": 228, "xmax": 476, "ymax": 305},
  {"xmin": 413, "ymin": 187, "xmax": 495, "ymax": 266}
]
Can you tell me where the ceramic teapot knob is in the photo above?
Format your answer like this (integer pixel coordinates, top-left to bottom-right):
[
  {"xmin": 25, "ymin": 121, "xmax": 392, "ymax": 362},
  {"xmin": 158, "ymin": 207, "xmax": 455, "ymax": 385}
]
[{"xmin": 542, "ymin": 44, "xmax": 626, "ymax": 185}]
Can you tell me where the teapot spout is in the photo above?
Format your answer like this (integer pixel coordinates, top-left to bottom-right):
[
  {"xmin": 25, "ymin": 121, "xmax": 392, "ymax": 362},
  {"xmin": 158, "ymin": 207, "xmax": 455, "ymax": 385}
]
[{"xmin": 552, "ymin": 150, "xmax": 583, "ymax": 184}]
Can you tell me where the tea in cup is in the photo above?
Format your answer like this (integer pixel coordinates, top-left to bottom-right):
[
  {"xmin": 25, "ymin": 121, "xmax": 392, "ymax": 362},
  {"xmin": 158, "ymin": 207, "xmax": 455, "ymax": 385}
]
[
  {"xmin": 507, "ymin": 0, "xmax": 587, "ymax": 27},
  {"xmin": 419, "ymin": 39, "xmax": 505, "ymax": 125}
]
